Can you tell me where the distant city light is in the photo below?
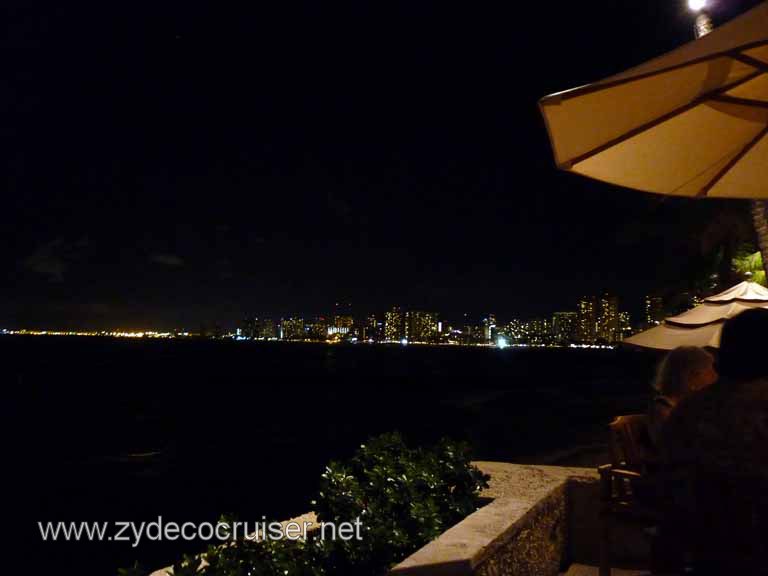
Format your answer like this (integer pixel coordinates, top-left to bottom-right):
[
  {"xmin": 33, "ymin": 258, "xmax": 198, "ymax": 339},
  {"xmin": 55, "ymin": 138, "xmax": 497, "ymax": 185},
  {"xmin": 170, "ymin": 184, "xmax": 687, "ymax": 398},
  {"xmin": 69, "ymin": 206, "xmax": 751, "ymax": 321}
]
[
  {"xmin": 0, "ymin": 327, "xmax": 620, "ymax": 350},
  {"xmin": 0, "ymin": 329, "xmax": 176, "ymax": 338}
]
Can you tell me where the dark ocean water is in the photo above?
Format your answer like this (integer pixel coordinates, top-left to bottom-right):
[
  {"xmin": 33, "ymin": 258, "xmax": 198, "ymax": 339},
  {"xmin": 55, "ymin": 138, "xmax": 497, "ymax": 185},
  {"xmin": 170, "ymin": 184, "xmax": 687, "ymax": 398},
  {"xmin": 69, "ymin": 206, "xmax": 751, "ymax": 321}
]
[{"xmin": 0, "ymin": 336, "xmax": 659, "ymax": 575}]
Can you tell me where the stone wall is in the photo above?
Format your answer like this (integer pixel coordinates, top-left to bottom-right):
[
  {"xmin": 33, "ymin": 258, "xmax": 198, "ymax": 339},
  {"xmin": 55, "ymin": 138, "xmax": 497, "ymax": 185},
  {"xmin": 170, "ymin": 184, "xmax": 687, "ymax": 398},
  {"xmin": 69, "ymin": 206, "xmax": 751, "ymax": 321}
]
[
  {"xmin": 473, "ymin": 482, "xmax": 567, "ymax": 576},
  {"xmin": 390, "ymin": 462, "xmax": 605, "ymax": 576}
]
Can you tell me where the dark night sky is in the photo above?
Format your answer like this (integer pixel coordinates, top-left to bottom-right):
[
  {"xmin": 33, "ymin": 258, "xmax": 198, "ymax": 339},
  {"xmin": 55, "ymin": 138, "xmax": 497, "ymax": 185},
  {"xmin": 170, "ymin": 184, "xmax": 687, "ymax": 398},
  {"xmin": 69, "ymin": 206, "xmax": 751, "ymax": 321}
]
[{"xmin": 4, "ymin": 0, "xmax": 764, "ymax": 330}]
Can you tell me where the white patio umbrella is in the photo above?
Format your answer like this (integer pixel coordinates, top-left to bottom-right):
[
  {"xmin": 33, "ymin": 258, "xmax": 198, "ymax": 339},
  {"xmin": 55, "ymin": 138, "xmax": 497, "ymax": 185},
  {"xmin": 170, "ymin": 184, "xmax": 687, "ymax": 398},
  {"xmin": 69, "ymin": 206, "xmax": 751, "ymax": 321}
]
[
  {"xmin": 623, "ymin": 280, "xmax": 768, "ymax": 350},
  {"xmin": 539, "ymin": 1, "xmax": 768, "ymax": 199}
]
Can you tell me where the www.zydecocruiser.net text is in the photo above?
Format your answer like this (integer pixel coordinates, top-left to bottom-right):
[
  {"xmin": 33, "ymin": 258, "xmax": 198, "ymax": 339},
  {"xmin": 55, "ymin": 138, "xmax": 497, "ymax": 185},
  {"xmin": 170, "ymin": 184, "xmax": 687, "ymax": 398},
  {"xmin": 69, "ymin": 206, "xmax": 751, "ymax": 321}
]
[{"xmin": 38, "ymin": 516, "xmax": 364, "ymax": 548}]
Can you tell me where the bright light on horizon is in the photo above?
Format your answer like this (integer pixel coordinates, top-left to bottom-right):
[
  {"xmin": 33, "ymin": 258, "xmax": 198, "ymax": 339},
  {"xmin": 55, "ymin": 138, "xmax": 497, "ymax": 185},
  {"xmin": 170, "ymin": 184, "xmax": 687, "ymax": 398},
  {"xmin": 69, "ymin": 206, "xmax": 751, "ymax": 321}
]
[{"xmin": 688, "ymin": 0, "xmax": 708, "ymax": 12}]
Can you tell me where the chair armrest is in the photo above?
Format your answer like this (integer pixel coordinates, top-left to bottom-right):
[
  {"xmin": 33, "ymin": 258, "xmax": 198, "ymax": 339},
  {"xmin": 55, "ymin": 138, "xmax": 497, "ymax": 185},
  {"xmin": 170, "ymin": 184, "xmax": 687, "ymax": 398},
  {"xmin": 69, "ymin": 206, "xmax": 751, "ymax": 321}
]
[
  {"xmin": 597, "ymin": 464, "xmax": 643, "ymax": 479},
  {"xmin": 611, "ymin": 468, "xmax": 643, "ymax": 480},
  {"xmin": 598, "ymin": 464, "xmax": 645, "ymax": 503}
]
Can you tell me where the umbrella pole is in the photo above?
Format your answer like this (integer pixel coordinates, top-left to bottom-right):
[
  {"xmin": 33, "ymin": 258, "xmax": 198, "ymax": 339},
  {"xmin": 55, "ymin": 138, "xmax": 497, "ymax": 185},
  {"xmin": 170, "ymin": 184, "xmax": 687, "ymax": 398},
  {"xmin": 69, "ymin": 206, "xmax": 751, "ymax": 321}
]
[
  {"xmin": 693, "ymin": 13, "xmax": 713, "ymax": 38},
  {"xmin": 750, "ymin": 201, "xmax": 768, "ymax": 282},
  {"xmin": 689, "ymin": 4, "xmax": 768, "ymax": 284}
]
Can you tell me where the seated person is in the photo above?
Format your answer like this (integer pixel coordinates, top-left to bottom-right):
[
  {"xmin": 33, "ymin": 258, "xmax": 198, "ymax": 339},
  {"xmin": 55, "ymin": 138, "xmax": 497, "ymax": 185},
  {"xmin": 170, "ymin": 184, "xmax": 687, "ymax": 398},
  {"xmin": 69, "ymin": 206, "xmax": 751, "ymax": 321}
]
[
  {"xmin": 647, "ymin": 346, "xmax": 717, "ymax": 450},
  {"xmin": 660, "ymin": 308, "xmax": 768, "ymax": 575}
]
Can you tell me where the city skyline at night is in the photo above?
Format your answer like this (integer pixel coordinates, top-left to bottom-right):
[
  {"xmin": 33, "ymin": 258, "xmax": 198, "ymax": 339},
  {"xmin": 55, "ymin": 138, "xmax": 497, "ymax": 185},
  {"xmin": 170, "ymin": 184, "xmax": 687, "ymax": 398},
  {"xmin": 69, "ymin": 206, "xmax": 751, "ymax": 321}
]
[{"xmin": 2, "ymin": 288, "xmax": 686, "ymax": 347}]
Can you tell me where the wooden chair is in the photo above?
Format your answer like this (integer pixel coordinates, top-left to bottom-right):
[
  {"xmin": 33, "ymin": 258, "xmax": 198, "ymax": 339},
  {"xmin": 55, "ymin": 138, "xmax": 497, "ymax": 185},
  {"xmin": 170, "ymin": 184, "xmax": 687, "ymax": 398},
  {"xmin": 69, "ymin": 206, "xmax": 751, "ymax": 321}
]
[
  {"xmin": 608, "ymin": 414, "xmax": 656, "ymax": 474},
  {"xmin": 598, "ymin": 414, "xmax": 661, "ymax": 576}
]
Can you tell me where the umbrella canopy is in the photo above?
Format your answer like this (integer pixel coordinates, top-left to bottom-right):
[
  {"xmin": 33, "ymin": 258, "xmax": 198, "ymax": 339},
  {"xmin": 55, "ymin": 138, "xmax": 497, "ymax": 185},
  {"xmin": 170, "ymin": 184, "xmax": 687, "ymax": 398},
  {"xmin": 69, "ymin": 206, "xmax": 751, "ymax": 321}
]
[
  {"xmin": 624, "ymin": 280, "xmax": 768, "ymax": 350},
  {"xmin": 539, "ymin": 1, "xmax": 768, "ymax": 198}
]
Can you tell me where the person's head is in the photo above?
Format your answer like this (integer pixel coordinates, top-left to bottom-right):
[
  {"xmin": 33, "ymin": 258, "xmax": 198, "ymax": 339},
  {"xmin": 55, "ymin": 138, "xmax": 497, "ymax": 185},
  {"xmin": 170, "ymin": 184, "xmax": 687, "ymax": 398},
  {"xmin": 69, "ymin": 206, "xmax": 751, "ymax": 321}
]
[
  {"xmin": 653, "ymin": 346, "xmax": 717, "ymax": 398},
  {"xmin": 717, "ymin": 308, "xmax": 768, "ymax": 383}
]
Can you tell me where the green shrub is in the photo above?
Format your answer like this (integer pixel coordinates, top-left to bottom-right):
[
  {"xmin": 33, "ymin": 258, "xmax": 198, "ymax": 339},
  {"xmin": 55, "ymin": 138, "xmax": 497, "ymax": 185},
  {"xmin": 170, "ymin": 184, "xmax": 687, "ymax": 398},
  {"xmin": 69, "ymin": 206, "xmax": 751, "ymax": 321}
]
[
  {"xmin": 128, "ymin": 432, "xmax": 489, "ymax": 576},
  {"xmin": 313, "ymin": 432, "xmax": 490, "ymax": 574},
  {"xmin": 189, "ymin": 538, "xmax": 328, "ymax": 576}
]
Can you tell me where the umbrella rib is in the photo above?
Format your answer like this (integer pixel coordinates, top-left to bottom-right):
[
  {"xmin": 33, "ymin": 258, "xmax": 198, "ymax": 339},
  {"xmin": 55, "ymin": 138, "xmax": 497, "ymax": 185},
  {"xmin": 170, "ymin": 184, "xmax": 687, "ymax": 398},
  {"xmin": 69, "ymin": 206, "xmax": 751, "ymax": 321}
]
[
  {"xmin": 540, "ymin": 40, "xmax": 768, "ymax": 104},
  {"xmin": 665, "ymin": 319, "xmax": 727, "ymax": 328},
  {"xmin": 562, "ymin": 68, "xmax": 765, "ymax": 169},
  {"xmin": 731, "ymin": 53, "xmax": 768, "ymax": 72},
  {"xmin": 709, "ymin": 94, "xmax": 768, "ymax": 109},
  {"xmin": 697, "ymin": 125, "xmax": 768, "ymax": 197}
]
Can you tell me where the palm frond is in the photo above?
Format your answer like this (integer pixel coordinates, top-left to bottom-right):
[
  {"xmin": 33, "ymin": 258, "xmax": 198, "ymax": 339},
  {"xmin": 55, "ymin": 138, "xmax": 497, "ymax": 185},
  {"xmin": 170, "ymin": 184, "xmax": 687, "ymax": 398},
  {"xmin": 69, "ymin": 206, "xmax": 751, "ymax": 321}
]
[{"xmin": 732, "ymin": 250, "xmax": 767, "ymax": 286}]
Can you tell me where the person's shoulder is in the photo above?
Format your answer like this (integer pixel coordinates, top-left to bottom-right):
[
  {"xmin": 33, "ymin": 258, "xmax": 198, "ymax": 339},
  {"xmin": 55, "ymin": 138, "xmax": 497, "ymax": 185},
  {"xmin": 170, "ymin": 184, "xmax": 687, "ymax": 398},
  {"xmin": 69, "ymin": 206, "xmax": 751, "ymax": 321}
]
[
  {"xmin": 738, "ymin": 378, "xmax": 768, "ymax": 396},
  {"xmin": 663, "ymin": 385, "xmax": 721, "ymax": 441},
  {"xmin": 726, "ymin": 378, "xmax": 768, "ymax": 412},
  {"xmin": 674, "ymin": 383, "xmax": 721, "ymax": 414}
]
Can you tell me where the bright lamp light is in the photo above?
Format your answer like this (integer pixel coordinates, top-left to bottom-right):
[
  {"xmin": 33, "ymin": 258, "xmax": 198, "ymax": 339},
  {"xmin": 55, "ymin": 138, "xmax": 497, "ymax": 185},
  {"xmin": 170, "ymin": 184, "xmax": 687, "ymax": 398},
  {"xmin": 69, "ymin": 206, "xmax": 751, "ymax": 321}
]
[{"xmin": 688, "ymin": 0, "xmax": 708, "ymax": 11}]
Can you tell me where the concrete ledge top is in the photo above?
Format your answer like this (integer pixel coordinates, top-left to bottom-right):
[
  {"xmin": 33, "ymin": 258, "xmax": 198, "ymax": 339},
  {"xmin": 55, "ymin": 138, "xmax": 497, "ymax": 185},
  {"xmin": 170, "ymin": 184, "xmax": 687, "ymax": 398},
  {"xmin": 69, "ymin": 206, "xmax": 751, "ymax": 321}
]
[
  {"xmin": 475, "ymin": 462, "xmax": 598, "ymax": 500},
  {"xmin": 389, "ymin": 462, "xmax": 598, "ymax": 575}
]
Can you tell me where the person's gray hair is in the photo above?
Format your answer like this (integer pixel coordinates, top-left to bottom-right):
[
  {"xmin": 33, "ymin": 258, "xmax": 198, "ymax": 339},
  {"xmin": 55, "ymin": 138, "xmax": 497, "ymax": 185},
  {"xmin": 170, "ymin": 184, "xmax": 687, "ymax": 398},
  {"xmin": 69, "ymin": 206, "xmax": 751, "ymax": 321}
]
[{"xmin": 653, "ymin": 346, "xmax": 713, "ymax": 397}]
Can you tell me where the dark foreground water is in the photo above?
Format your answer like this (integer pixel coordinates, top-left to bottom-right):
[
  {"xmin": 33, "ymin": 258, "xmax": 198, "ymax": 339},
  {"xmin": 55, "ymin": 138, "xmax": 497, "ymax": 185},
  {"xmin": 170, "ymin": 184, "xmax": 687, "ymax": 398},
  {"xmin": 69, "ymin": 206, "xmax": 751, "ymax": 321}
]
[{"xmin": 1, "ymin": 336, "xmax": 659, "ymax": 575}]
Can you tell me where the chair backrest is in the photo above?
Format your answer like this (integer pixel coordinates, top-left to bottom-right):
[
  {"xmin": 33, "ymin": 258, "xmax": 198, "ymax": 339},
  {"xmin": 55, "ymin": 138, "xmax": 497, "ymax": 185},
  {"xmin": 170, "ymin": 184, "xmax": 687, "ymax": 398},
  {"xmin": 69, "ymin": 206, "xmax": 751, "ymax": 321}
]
[{"xmin": 609, "ymin": 414, "xmax": 654, "ymax": 473}]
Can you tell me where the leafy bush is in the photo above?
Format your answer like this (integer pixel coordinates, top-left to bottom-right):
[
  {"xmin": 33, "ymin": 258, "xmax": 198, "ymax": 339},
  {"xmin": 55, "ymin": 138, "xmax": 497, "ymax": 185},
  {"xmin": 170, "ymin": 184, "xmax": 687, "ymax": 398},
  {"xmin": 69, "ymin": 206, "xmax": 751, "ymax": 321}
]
[
  {"xmin": 175, "ymin": 538, "xmax": 328, "ymax": 576},
  {"xmin": 313, "ymin": 432, "xmax": 490, "ymax": 574},
  {"xmin": 126, "ymin": 432, "xmax": 489, "ymax": 576}
]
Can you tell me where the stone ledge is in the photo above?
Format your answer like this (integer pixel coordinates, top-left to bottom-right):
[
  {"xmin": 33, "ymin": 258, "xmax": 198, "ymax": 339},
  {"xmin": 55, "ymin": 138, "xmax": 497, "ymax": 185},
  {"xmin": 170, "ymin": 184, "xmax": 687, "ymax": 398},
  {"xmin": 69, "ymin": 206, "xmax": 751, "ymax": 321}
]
[{"xmin": 389, "ymin": 462, "xmax": 598, "ymax": 576}]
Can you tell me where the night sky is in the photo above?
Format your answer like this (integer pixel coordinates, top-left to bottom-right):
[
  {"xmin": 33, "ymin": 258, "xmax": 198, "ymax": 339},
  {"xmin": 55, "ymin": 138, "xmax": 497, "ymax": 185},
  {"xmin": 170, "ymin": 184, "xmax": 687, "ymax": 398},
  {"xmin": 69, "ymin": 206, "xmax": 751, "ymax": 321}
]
[{"xmin": 5, "ymin": 0, "xmax": 764, "ymax": 330}]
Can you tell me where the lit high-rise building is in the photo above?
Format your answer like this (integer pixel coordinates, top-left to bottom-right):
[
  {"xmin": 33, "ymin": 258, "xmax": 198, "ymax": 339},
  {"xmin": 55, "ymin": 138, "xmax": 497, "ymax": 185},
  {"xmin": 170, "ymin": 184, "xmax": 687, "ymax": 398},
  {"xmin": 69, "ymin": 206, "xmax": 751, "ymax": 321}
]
[
  {"xmin": 363, "ymin": 315, "xmax": 382, "ymax": 341},
  {"xmin": 597, "ymin": 294, "xmax": 620, "ymax": 344},
  {"xmin": 242, "ymin": 317, "xmax": 257, "ymax": 339},
  {"xmin": 552, "ymin": 312, "xmax": 578, "ymax": 344},
  {"xmin": 482, "ymin": 314, "xmax": 497, "ymax": 343},
  {"xmin": 329, "ymin": 315, "xmax": 354, "ymax": 336},
  {"xmin": 305, "ymin": 317, "xmax": 330, "ymax": 340},
  {"xmin": 457, "ymin": 323, "xmax": 479, "ymax": 345},
  {"xmin": 258, "ymin": 317, "xmax": 277, "ymax": 339},
  {"xmin": 243, "ymin": 317, "xmax": 277, "ymax": 339},
  {"xmin": 406, "ymin": 311, "xmax": 439, "ymax": 343},
  {"xmin": 619, "ymin": 311, "xmax": 633, "ymax": 340},
  {"xmin": 503, "ymin": 319, "xmax": 525, "ymax": 343},
  {"xmin": 645, "ymin": 295, "xmax": 664, "ymax": 327},
  {"xmin": 525, "ymin": 318, "xmax": 550, "ymax": 346},
  {"xmin": 384, "ymin": 307, "xmax": 405, "ymax": 342},
  {"xmin": 280, "ymin": 317, "xmax": 305, "ymax": 340},
  {"xmin": 577, "ymin": 296, "xmax": 598, "ymax": 343}
]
